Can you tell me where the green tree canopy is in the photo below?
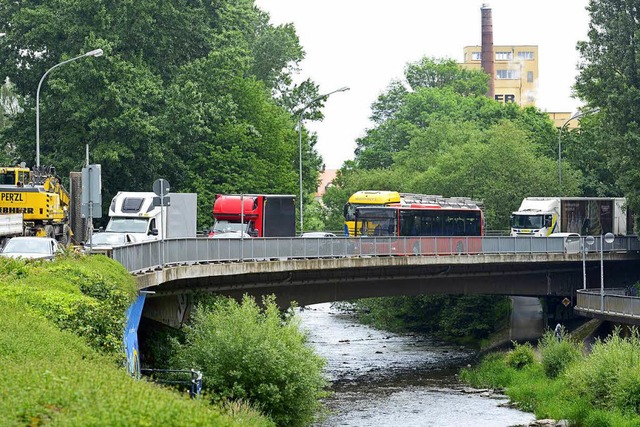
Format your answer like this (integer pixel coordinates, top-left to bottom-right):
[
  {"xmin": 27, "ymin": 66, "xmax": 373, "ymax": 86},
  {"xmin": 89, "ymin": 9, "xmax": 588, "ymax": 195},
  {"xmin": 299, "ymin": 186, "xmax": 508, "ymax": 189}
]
[
  {"xmin": 574, "ymin": 0, "xmax": 640, "ymax": 226},
  {"xmin": 0, "ymin": 0, "xmax": 322, "ymax": 228}
]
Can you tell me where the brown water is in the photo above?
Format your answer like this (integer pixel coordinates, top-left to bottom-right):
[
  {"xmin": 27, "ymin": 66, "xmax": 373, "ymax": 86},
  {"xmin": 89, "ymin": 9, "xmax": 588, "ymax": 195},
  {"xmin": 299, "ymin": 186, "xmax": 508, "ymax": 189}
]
[{"xmin": 297, "ymin": 303, "xmax": 536, "ymax": 427}]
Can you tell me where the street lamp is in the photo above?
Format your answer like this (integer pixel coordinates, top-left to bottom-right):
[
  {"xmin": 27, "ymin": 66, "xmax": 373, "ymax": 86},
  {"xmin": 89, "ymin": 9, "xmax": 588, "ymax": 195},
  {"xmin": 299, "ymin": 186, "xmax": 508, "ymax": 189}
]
[
  {"xmin": 600, "ymin": 232, "xmax": 615, "ymax": 313},
  {"xmin": 297, "ymin": 86, "xmax": 349, "ymax": 233},
  {"xmin": 36, "ymin": 48, "xmax": 104, "ymax": 167},
  {"xmin": 557, "ymin": 107, "xmax": 600, "ymax": 188}
]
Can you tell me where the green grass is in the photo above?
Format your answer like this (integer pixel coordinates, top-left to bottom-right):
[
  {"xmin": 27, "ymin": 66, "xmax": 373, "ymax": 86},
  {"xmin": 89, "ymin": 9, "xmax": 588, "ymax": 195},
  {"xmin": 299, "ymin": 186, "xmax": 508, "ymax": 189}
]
[
  {"xmin": 0, "ymin": 254, "xmax": 274, "ymax": 426},
  {"xmin": 460, "ymin": 329, "xmax": 640, "ymax": 426}
]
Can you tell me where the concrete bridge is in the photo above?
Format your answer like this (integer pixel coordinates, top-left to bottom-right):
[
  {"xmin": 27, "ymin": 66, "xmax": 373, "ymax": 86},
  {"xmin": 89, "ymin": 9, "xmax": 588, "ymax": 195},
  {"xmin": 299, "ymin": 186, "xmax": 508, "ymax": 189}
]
[{"xmin": 109, "ymin": 235, "xmax": 640, "ymax": 328}]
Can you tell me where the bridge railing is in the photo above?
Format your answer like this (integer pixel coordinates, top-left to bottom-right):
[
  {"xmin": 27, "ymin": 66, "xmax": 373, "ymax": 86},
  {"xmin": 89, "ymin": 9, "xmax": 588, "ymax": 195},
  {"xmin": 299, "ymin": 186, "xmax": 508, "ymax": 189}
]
[
  {"xmin": 110, "ymin": 235, "xmax": 640, "ymax": 274},
  {"xmin": 576, "ymin": 288, "xmax": 640, "ymax": 320}
]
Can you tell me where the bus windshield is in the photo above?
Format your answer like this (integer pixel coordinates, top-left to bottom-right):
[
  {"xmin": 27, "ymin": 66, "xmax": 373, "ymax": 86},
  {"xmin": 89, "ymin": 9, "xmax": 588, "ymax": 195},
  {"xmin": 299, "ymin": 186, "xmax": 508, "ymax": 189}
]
[{"xmin": 354, "ymin": 208, "xmax": 397, "ymax": 236}]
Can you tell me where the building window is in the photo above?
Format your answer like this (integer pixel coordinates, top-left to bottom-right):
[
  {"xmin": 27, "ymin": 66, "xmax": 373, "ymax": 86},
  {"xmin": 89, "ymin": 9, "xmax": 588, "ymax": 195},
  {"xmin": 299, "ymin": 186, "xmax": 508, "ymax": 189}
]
[
  {"xmin": 496, "ymin": 51, "xmax": 512, "ymax": 60},
  {"xmin": 527, "ymin": 71, "xmax": 534, "ymax": 83},
  {"xmin": 496, "ymin": 69, "xmax": 519, "ymax": 79},
  {"xmin": 471, "ymin": 52, "xmax": 482, "ymax": 61},
  {"xmin": 517, "ymin": 51, "xmax": 534, "ymax": 60}
]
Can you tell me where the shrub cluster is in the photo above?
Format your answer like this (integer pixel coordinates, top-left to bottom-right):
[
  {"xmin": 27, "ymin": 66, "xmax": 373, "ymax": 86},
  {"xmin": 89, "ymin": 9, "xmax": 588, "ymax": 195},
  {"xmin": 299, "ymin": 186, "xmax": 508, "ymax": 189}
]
[
  {"xmin": 505, "ymin": 341, "xmax": 535, "ymax": 369},
  {"xmin": 461, "ymin": 327, "xmax": 640, "ymax": 425},
  {"xmin": 169, "ymin": 295, "xmax": 328, "ymax": 427},
  {"xmin": 539, "ymin": 330, "xmax": 582, "ymax": 378},
  {"xmin": 0, "ymin": 255, "xmax": 137, "ymax": 354},
  {"xmin": 565, "ymin": 328, "xmax": 640, "ymax": 415}
]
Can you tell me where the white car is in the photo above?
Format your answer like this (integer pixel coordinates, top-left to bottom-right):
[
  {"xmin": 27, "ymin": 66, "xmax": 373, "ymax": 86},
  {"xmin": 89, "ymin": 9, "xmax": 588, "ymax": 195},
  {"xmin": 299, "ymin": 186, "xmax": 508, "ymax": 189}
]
[
  {"xmin": 209, "ymin": 231, "xmax": 252, "ymax": 239},
  {"xmin": 549, "ymin": 232, "xmax": 581, "ymax": 254},
  {"xmin": 300, "ymin": 232, "xmax": 337, "ymax": 238},
  {"xmin": 0, "ymin": 236, "xmax": 60, "ymax": 260},
  {"xmin": 84, "ymin": 232, "xmax": 132, "ymax": 254}
]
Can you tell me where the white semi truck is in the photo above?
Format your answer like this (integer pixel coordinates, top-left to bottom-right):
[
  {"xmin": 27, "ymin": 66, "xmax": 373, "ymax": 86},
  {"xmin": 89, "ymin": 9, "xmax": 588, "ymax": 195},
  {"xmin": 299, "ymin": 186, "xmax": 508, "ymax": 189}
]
[
  {"xmin": 510, "ymin": 197, "xmax": 631, "ymax": 237},
  {"xmin": 104, "ymin": 192, "xmax": 197, "ymax": 242}
]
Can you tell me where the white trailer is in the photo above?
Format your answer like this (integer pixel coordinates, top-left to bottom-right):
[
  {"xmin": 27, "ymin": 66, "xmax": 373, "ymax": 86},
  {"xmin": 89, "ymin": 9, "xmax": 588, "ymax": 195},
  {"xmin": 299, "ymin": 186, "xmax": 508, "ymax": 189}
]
[
  {"xmin": 0, "ymin": 213, "xmax": 24, "ymax": 247},
  {"xmin": 510, "ymin": 197, "xmax": 631, "ymax": 237},
  {"xmin": 105, "ymin": 192, "xmax": 197, "ymax": 242}
]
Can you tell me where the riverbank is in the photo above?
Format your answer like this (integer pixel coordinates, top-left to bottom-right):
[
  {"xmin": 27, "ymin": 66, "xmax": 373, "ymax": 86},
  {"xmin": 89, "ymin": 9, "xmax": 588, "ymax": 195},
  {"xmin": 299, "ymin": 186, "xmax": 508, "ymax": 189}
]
[{"xmin": 460, "ymin": 327, "xmax": 640, "ymax": 426}]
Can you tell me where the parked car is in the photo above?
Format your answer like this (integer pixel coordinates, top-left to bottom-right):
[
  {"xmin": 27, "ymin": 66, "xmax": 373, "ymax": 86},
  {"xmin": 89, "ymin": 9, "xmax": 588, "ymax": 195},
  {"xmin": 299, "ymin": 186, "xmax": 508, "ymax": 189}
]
[
  {"xmin": 550, "ymin": 232, "xmax": 581, "ymax": 254},
  {"xmin": 84, "ymin": 232, "xmax": 132, "ymax": 254},
  {"xmin": 0, "ymin": 236, "xmax": 60, "ymax": 260},
  {"xmin": 300, "ymin": 232, "xmax": 337, "ymax": 238},
  {"xmin": 209, "ymin": 231, "xmax": 252, "ymax": 239}
]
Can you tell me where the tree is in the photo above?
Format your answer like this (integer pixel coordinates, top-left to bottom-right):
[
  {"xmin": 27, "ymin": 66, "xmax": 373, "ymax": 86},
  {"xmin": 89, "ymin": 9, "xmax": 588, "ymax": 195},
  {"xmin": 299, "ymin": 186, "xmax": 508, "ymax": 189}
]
[
  {"xmin": 0, "ymin": 0, "xmax": 317, "ymax": 228},
  {"xmin": 574, "ymin": 0, "xmax": 640, "ymax": 229}
]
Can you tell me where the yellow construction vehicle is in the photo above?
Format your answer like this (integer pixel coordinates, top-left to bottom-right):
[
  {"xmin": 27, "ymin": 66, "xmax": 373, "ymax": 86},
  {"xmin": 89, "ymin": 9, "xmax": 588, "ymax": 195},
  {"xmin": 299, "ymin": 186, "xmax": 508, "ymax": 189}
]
[{"xmin": 0, "ymin": 164, "xmax": 72, "ymax": 245}]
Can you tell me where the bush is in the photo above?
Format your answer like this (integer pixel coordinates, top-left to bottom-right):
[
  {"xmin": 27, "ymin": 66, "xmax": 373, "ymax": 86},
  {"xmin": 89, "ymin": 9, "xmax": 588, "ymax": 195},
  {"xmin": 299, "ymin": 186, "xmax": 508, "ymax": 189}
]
[
  {"xmin": 505, "ymin": 341, "xmax": 535, "ymax": 369},
  {"xmin": 539, "ymin": 330, "xmax": 582, "ymax": 378},
  {"xmin": 565, "ymin": 328, "xmax": 640, "ymax": 414},
  {"xmin": 460, "ymin": 352, "xmax": 515, "ymax": 388},
  {"xmin": 0, "ymin": 255, "xmax": 137, "ymax": 354},
  {"xmin": 170, "ymin": 295, "xmax": 328, "ymax": 427}
]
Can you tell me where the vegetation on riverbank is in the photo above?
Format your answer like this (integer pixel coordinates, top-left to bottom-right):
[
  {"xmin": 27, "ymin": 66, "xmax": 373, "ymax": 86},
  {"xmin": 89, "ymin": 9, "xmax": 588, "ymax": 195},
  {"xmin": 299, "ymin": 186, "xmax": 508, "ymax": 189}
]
[
  {"xmin": 461, "ymin": 328, "xmax": 640, "ymax": 426},
  {"xmin": 148, "ymin": 295, "xmax": 328, "ymax": 427},
  {"xmin": 348, "ymin": 294, "xmax": 511, "ymax": 347},
  {"xmin": 0, "ymin": 253, "xmax": 327, "ymax": 426}
]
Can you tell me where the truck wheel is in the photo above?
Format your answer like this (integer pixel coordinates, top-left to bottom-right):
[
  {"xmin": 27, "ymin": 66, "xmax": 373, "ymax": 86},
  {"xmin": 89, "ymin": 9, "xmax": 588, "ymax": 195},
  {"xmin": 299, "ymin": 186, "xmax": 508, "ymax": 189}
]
[
  {"xmin": 44, "ymin": 225, "xmax": 55, "ymax": 239},
  {"xmin": 61, "ymin": 225, "xmax": 71, "ymax": 247}
]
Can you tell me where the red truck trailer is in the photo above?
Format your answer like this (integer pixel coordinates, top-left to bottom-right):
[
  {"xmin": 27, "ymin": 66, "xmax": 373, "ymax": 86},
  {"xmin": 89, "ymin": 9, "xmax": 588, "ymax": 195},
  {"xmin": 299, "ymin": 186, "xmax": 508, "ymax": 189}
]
[{"xmin": 211, "ymin": 194, "xmax": 296, "ymax": 237}]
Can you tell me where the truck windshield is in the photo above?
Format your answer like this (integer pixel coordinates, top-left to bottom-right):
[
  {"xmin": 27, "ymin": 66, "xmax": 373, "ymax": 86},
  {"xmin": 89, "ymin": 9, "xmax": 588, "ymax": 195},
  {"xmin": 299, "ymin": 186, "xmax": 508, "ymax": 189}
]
[
  {"xmin": 212, "ymin": 220, "xmax": 247, "ymax": 234},
  {"xmin": 511, "ymin": 215, "xmax": 543, "ymax": 229},
  {"xmin": 105, "ymin": 217, "xmax": 149, "ymax": 233}
]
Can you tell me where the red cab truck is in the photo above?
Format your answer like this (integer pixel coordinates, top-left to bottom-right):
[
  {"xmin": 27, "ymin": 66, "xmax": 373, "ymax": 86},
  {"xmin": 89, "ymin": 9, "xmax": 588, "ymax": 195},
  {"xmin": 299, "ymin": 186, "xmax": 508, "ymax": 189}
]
[{"xmin": 211, "ymin": 194, "xmax": 296, "ymax": 237}]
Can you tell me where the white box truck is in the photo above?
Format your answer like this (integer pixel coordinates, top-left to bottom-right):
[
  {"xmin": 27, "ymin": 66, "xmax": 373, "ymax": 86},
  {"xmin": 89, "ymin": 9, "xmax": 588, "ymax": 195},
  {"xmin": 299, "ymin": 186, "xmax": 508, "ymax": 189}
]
[
  {"xmin": 104, "ymin": 192, "xmax": 197, "ymax": 242},
  {"xmin": 510, "ymin": 197, "xmax": 631, "ymax": 237}
]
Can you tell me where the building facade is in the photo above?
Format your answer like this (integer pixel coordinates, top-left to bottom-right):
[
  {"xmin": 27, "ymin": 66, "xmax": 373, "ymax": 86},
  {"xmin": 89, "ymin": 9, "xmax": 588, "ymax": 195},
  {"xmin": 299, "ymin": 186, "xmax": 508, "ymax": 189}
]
[{"xmin": 462, "ymin": 45, "xmax": 539, "ymax": 107}]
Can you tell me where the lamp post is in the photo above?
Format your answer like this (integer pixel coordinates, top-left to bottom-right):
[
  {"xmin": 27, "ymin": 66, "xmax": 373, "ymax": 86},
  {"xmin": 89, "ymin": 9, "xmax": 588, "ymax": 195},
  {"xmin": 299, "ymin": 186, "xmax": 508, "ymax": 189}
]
[
  {"xmin": 600, "ymin": 232, "xmax": 615, "ymax": 313},
  {"xmin": 557, "ymin": 107, "xmax": 600, "ymax": 189},
  {"xmin": 36, "ymin": 48, "xmax": 104, "ymax": 167},
  {"xmin": 297, "ymin": 86, "xmax": 349, "ymax": 233}
]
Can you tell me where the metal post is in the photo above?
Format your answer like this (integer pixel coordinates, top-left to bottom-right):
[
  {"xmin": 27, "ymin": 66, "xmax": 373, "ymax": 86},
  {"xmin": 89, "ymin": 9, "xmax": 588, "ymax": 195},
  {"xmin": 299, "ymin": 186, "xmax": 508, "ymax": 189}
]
[
  {"xmin": 240, "ymin": 193, "xmax": 244, "ymax": 261},
  {"xmin": 36, "ymin": 49, "xmax": 103, "ymax": 167},
  {"xmin": 600, "ymin": 235, "xmax": 604, "ymax": 313},
  {"xmin": 557, "ymin": 108, "xmax": 600, "ymax": 190},
  {"xmin": 297, "ymin": 87, "xmax": 349, "ymax": 234},
  {"xmin": 582, "ymin": 237, "xmax": 587, "ymax": 290}
]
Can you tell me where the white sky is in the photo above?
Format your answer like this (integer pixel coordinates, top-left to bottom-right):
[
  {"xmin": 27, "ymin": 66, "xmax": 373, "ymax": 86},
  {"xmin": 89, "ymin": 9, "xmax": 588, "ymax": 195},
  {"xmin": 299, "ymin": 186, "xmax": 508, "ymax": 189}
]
[{"xmin": 254, "ymin": 0, "xmax": 591, "ymax": 169}]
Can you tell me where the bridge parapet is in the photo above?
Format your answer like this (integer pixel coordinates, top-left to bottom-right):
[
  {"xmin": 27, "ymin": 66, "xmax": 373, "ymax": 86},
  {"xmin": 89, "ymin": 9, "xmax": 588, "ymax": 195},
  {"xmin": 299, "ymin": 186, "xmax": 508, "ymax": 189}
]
[{"xmin": 112, "ymin": 235, "xmax": 640, "ymax": 275}]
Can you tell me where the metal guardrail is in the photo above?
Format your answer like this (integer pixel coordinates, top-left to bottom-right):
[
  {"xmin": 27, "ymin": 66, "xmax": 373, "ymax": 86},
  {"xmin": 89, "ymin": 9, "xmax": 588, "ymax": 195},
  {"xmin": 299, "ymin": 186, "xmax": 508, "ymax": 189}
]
[
  {"xmin": 576, "ymin": 288, "xmax": 640, "ymax": 321},
  {"xmin": 110, "ymin": 235, "xmax": 640, "ymax": 275}
]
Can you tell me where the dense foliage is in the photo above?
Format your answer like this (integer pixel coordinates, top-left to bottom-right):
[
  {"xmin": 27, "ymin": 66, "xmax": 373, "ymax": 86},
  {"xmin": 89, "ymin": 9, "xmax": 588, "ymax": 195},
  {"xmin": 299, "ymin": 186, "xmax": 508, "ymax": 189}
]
[
  {"xmin": 351, "ymin": 294, "xmax": 511, "ymax": 345},
  {"xmin": 0, "ymin": 255, "xmax": 273, "ymax": 426},
  {"xmin": 169, "ymin": 295, "xmax": 327, "ymax": 427},
  {"xmin": 574, "ymin": 0, "xmax": 640, "ymax": 225},
  {"xmin": 0, "ymin": 253, "xmax": 137, "ymax": 354},
  {"xmin": 461, "ymin": 328, "xmax": 640, "ymax": 426},
  {"xmin": 0, "ymin": 0, "xmax": 324, "ymax": 228}
]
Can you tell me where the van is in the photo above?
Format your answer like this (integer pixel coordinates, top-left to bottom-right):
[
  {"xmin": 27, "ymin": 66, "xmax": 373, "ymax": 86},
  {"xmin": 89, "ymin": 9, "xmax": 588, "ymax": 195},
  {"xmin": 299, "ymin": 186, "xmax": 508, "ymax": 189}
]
[{"xmin": 549, "ymin": 232, "xmax": 581, "ymax": 254}]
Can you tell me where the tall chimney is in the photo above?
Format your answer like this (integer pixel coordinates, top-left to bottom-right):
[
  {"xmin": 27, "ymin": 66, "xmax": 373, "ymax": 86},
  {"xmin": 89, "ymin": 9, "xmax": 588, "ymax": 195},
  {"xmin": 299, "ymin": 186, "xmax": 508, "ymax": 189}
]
[{"xmin": 481, "ymin": 4, "xmax": 495, "ymax": 99}]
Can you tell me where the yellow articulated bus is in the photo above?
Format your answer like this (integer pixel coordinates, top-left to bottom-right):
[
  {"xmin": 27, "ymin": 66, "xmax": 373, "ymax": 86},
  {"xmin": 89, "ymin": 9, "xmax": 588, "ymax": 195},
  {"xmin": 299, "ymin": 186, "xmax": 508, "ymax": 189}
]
[{"xmin": 343, "ymin": 191, "xmax": 401, "ymax": 236}]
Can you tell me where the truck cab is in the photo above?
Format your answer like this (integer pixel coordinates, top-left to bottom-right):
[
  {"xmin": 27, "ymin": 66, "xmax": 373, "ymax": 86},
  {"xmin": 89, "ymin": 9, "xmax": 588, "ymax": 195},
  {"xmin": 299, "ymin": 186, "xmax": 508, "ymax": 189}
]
[{"xmin": 106, "ymin": 192, "xmax": 162, "ymax": 242}]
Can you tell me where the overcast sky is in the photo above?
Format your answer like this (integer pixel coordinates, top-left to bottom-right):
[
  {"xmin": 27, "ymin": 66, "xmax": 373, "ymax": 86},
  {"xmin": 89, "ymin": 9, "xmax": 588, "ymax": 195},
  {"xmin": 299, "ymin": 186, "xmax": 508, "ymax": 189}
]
[{"xmin": 254, "ymin": 0, "xmax": 591, "ymax": 169}]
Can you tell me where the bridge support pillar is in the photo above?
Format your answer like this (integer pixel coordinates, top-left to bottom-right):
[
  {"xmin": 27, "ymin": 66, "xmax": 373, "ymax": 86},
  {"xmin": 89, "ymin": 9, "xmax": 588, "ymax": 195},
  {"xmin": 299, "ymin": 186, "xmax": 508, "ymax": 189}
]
[{"xmin": 143, "ymin": 294, "xmax": 192, "ymax": 329}]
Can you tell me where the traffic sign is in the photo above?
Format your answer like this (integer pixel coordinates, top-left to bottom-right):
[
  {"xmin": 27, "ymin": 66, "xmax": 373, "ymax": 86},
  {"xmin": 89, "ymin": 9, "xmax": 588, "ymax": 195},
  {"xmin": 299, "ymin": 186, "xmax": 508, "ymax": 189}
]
[
  {"xmin": 562, "ymin": 297, "xmax": 571, "ymax": 307},
  {"xmin": 153, "ymin": 178, "xmax": 170, "ymax": 197}
]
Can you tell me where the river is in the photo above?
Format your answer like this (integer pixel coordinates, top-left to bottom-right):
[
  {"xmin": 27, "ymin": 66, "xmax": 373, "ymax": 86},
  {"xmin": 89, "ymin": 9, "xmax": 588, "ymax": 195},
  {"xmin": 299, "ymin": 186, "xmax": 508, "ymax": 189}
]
[{"xmin": 297, "ymin": 303, "xmax": 536, "ymax": 427}]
